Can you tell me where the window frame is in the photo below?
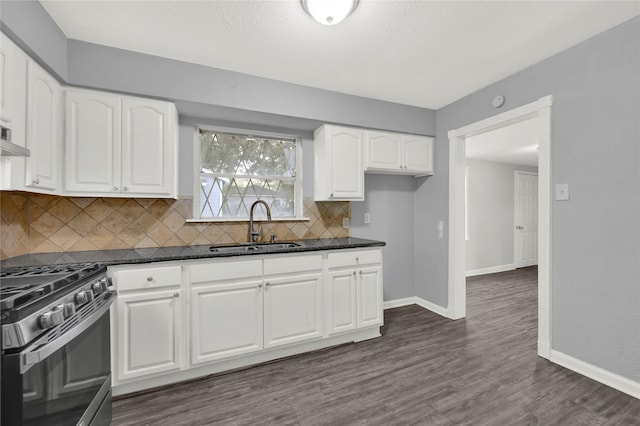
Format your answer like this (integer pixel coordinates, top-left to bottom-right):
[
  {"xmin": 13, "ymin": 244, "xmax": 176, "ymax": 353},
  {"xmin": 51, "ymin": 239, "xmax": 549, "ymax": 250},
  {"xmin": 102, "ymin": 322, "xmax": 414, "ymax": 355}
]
[{"xmin": 191, "ymin": 125, "xmax": 304, "ymax": 222}]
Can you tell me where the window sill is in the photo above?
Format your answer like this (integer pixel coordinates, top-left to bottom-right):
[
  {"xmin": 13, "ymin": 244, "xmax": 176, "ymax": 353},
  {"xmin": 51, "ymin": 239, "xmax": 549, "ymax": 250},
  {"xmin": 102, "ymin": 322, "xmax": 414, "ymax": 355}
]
[{"xmin": 186, "ymin": 217, "xmax": 310, "ymax": 224}]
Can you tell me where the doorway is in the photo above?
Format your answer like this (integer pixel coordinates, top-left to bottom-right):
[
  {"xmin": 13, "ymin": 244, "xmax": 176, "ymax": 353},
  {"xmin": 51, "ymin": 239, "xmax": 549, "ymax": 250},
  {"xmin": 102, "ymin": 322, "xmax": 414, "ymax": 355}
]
[{"xmin": 447, "ymin": 95, "xmax": 552, "ymax": 359}]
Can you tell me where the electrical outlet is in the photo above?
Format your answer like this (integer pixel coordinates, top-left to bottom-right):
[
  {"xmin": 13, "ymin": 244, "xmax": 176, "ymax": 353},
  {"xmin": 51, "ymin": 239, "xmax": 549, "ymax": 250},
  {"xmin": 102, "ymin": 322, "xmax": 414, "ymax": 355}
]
[
  {"xmin": 556, "ymin": 183, "xmax": 570, "ymax": 201},
  {"xmin": 364, "ymin": 213, "xmax": 371, "ymax": 224},
  {"xmin": 342, "ymin": 218, "xmax": 350, "ymax": 229}
]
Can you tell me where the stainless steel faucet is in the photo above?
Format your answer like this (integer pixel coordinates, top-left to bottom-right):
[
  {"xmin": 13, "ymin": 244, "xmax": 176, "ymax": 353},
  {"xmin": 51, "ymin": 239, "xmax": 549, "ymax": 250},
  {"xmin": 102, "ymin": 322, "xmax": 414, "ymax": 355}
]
[{"xmin": 249, "ymin": 200, "xmax": 272, "ymax": 243}]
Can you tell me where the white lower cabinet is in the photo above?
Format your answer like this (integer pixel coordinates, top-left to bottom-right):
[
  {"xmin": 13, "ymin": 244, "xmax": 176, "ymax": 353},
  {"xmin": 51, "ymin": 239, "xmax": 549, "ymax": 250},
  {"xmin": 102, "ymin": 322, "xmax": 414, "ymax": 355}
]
[
  {"xmin": 109, "ymin": 248, "xmax": 383, "ymax": 396},
  {"xmin": 115, "ymin": 289, "xmax": 183, "ymax": 381},
  {"xmin": 327, "ymin": 249, "xmax": 383, "ymax": 335},
  {"xmin": 109, "ymin": 263, "xmax": 184, "ymax": 385},
  {"xmin": 264, "ymin": 272, "xmax": 322, "ymax": 348},
  {"xmin": 191, "ymin": 280, "xmax": 263, "ymax": 364}
]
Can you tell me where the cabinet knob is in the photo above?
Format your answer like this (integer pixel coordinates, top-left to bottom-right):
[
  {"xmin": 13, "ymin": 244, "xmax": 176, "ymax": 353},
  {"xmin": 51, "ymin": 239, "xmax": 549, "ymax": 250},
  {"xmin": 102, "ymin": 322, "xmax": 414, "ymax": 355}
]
[
  {"xmin": 113, "ymin": 186, "xmax": 118, "ymax": 191},
  {"xmin": 147, "ymin": 276, "xmax": 153, "ymax": 282},
  {"xmin": 399, "ymin": 165, "xmax": 403, "ymax": 169},
  {"xmin": 355, "ymin": 257, "xmax": 359, "ymax": 262},
  {"xmin": 265, "ymin": 282, "xmax": 271, "ymax": 288},
  {"xmin": 173, "ymin": 293, "xmax": 179, "ymax": 298},
  {"xmin": 258, "ymin": 283, "xmax": 263, "ymax": 289},
  {"xmin": 359, "ymin": 271, "xmax": 363, "ymax": 275},
  {"xmin": 33, "ymin": 178, "xmax": 40, "ymax": 185},
  {"xmin": 123, "ymin": 186, "xmax": 128, "ymax": 191},
  {"xmin": 330, "ymin": 193, "xmax": 334, "ymax": 198},
  {"xmin": 353, "ymin": 271, "xmax": 356, "ymax": 276}
]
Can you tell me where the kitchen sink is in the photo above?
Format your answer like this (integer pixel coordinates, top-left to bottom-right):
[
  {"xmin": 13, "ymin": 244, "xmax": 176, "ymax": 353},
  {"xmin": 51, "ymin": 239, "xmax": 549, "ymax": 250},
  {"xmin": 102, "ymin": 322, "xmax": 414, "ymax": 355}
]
[{"xmin": 209, "ymin": 242, "xmax": 301, "ymax": 253}]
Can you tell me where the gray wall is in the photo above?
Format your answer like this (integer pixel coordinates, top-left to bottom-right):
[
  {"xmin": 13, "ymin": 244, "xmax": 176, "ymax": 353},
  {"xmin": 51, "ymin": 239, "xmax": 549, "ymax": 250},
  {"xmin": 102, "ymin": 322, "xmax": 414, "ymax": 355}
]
[
  {"xmin": 351, "ymin": 174, "xmax": 417, "ymax": 301},
  {"xmin": 465, "ymin": 160, "xmax": 538, "ymax": 273},
  {"xmin": 417, "ymin": 17, "xmax": 640, "ymax": 381},
  {"xmin": 0, "ymin": 0, "xmax": 68, "ymax": 80}
]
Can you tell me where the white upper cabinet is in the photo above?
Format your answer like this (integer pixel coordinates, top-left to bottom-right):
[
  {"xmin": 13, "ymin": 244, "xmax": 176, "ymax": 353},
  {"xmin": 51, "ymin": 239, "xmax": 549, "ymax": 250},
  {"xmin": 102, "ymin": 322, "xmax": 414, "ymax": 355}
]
[
  {"xmin": 0, "ymin": 33, "xmax": 28, "ymax": 149},
  {"xmin": 25, "ymin": 60, "xmax": 61, "ymax": 191},
  {"xmin": 64, "ymin": 88, "xmax": 178, "ymax": 198},
  {"xmin": 122, "ymin": 98, "xmax": 176, "ymax": 196},
  {"xmin": 314, "ymin": 124, "xmax": 364, "ymax": 201},
  {"xmin": 365, "ymin": 130, "xmax": 433, "ymax": 176},
  {"xmin": 365, "ymin": 131, "xmax": 403, "ymax": 171},
  {"xmin": 65, "ymin": 89, "xmax": 121, "ymax": 193}
]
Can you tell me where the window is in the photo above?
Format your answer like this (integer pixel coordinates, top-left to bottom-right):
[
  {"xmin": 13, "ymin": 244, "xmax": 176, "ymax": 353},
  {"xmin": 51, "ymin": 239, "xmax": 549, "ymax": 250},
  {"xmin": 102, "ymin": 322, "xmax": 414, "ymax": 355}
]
[{"xmin": 195, "ymin": 128, "xmax": 302, "ymax": 220}]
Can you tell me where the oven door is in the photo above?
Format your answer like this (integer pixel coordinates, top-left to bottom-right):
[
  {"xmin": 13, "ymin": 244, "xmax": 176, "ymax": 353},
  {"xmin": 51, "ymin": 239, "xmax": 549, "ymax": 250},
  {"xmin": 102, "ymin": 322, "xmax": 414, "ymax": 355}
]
[{"xmin": 2, "ymin": 294, "xmax": 114, "ymax": 426}]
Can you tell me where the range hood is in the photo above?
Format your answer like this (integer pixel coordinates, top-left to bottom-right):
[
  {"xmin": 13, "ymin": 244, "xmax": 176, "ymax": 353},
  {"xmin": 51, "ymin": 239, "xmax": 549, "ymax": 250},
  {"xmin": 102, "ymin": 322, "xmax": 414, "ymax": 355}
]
[{"xmin": 0, "ymin": 126, "xmax": 30, "ymax": 157}]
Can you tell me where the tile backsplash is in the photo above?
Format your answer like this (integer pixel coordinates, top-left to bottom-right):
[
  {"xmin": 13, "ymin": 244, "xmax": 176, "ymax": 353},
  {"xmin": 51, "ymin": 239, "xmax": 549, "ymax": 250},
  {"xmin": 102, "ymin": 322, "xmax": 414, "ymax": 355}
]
[{"xmin": 0, "ymin": 192, "xmax": 350, "ymax": 260}]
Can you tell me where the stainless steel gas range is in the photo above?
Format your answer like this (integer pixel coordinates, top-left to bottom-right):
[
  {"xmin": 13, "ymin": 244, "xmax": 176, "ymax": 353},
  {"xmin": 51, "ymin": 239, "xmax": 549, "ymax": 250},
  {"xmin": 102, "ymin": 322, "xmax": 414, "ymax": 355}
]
[{"xmin": 1, "ymin": 263, "xmax": 116, "ymax": 426}]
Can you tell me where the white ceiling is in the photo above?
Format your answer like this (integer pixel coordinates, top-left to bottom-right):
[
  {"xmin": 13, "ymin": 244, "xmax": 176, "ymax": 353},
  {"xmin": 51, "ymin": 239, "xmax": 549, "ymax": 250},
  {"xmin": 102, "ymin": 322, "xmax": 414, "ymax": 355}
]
[
  {"xmin": 41, "ymin": 1, "xmax": 639, "ymax": 110},
  {"xmin": 465, "ymin": 117, "xmax": 538, "ymax": 167}
]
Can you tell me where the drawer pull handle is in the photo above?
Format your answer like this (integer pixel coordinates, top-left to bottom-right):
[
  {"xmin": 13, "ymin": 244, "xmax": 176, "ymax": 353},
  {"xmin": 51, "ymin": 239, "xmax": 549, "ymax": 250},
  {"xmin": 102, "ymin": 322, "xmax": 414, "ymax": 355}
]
[{"xmin": 147, "ymin": 277, "xmax": 153, "ymax": 282}]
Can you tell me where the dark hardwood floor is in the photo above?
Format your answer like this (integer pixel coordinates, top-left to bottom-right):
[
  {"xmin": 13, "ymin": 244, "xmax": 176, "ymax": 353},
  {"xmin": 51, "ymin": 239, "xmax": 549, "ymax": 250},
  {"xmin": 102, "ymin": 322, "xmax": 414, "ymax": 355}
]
[{"xmin": 112, "ymin": 267, "xmax": 639, "ymax": 425}]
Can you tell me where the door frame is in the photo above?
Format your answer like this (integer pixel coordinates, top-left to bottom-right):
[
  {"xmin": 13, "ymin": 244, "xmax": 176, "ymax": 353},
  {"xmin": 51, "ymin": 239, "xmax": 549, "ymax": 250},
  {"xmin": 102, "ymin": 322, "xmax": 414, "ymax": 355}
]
[
  {"xmin": 447, "ymin": 95, "xmax": 553, "ymax": 359},
  {"xmin": 514, "ymin": 171, "xmax": 539, "ymax": 268}
]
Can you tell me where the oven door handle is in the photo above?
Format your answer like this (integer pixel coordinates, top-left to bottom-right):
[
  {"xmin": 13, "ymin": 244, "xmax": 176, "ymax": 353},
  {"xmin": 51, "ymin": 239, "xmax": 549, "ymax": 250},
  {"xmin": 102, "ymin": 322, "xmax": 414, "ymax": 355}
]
[{"xmin": 20, "ymin": 293, "xmax": 115, "ymax": 374}]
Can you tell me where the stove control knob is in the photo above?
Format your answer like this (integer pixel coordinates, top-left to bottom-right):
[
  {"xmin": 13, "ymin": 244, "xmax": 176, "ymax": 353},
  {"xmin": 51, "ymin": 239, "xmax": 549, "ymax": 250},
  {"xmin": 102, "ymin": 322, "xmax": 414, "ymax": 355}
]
[
  {"xmin": 92, "ymin": 279, "xmax": 108, "ymax": 295},
  {"xmin": 39, "ymin": 309, "xmax": 64, "ymax": 329},
  {"xmin": 62, "ymin": 302, "xmax": 76, "ymax": 318},
  {"xmin": 75, "ymin": 290, "xmax": 94, "ymax": 305}
]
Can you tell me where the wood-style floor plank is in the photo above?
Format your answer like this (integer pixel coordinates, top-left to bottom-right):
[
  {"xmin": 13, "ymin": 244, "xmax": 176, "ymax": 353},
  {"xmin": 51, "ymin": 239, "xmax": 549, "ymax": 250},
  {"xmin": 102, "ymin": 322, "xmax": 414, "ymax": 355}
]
[{"xmin": 112, "ymin": 267, "xmax": 639, "ymax": 425}]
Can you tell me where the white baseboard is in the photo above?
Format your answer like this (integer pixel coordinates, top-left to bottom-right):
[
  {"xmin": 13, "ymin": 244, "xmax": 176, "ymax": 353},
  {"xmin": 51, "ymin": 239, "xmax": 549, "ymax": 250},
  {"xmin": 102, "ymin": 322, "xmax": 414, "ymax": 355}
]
[
  {"xmin": 466, "ymin": 263, "xmax": 516, "ymax": 277},
  {"xmin": 384, "ymin": 296, "xmax": 452, "ymax": 319},
  {"xmin": 550, "ymin": 349, "xmax": 640, "ymax": 400},
  {"xmin": 382, "ymin": 297, "xmax": 417, "ymax": 310}
]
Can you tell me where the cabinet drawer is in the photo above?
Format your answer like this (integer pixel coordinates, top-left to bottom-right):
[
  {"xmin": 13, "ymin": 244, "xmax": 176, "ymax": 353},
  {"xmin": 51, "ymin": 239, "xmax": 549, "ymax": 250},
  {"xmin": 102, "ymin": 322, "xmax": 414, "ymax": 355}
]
[
  {"xmin": 190, "ymin": 258, "xmax": 263, "ymax": 283},
  {"xmin": 112, "ymin": 265, "xmax": 182, "ymax": 291},
  {"xmin": 263, "ymin": 254, "xmax": 322, "ymax": 276},
  {"xmin": 328, "ymin": 249, "xmax": 381, "ymax": 269}
]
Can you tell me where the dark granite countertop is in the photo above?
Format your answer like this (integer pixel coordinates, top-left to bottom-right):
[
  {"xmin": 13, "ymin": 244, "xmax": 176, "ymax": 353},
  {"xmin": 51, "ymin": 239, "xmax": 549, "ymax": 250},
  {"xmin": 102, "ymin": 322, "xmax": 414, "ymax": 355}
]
[{"xmin": 0, "ymin": 238, "xmax": 386, "ymax": 269}]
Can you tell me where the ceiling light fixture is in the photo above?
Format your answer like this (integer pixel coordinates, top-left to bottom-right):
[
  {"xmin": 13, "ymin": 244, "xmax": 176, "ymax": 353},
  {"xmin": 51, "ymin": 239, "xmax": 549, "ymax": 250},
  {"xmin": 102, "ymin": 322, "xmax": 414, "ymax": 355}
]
[{"xmin": 301, "ymin": 0, "xmax": 359, "ymax": 26}]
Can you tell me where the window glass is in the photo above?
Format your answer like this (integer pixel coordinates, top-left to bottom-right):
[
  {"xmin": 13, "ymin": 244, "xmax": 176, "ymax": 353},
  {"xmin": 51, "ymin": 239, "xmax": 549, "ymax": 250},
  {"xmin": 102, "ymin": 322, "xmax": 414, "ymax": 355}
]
[{"xmin": 198, "ymin": 130, "xmax": 299, "ymax": 219}]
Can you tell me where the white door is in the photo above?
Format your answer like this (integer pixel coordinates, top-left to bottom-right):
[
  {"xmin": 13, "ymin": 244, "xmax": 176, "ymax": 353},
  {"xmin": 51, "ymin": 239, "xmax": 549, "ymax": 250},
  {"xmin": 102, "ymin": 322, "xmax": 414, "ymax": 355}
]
[
  {"xmin": 0, "ymin": 33, "xmax": 28, "ymax": 148},
  {"xmin": 65, "ymin": 89, "xmax": 121, "ymax": 193},
  {"xmin": 366, "ymin": 131, "xmax": 402, "ymax": 171},
  {"xmin": 121, "ymin": 98, "xmax": 175, "ymax": 196},
  {"xmin": 116, "ymin": 289, "xmax": 183, "ymax": 382},
  {"xmin": 263, "ymin": 273, "xmax": 322, "ymax": 348},
  {"xmin": 515, "ymin": 172, "xmax": 538, "ymax": 267},
  {"xmin": 357, "ymin": 266, "xmax": 383, "ymax": 328},
  {"xmin": 25, "ymin": 60, "xmax": 60, "ymax": 191},
  {"xmin": 403, "ymin": 135, "xmax": 433, "ymax": 174},
  {"xmin": 329, "ymin": 128, "xmax": 363, "ymax": 199},
  {"xmin": 326, "ymin": 270, "xmax": 357, "ymax": 335},
  {"xmin": 190, "ymin": 280, "xmax": 263, "ymax": 365}
]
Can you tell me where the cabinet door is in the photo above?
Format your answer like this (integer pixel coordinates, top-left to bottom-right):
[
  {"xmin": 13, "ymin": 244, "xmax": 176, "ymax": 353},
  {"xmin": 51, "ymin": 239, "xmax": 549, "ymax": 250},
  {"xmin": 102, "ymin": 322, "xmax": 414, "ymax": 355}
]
[
  {"xmin": 65, "ymin": 89, "xmax": 121, "ymax": 193},
  {"xmin": 403, "ymin": 135, "xmax": 433, "ymax": 174},
  {"xmin": 357, "ymin": 266, "xmax": 383, "ymax": 328},
  {"xmin": 115, "ymin": 289, "xmax": 183, "ymax": 382},
  {"xmin": 366, "ymin": 131, "xmax": 402, "ymax": 171},
  {"xmin": 264, "ymin": 273, "xmax": 322, "ymax": 348},
  {"xmin": 0, "ymin": 33, "xmax": 28, "ymax": 148},
  {"xmin": 121, "ymin": 98, "xmax": 176, "ymax": 196},
  {"xmin": 25, "ymin": 60, "xmax": 60, "ymax": 190},
  {"xmin": 326, "ymin": 270, "xmax": 357, "ymax": 335},
  {"xmin": 190, "ymin": 280, "xmax": 263, "ymax": 365},
  {"xmin": 329, "ymin": 127, "xmax": 363, "ymax": 200}
]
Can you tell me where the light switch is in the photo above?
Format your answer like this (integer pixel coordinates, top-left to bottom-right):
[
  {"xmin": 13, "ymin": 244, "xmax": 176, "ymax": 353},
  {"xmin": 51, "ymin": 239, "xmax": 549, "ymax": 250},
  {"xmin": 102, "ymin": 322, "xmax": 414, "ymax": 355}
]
[
  {"xmin": 364, "ymin": 213, "xmax": 371, "ymax": 224},
  {"xmin": 556, "ymin": 183, "xmax": 570, "ymax": 201},
  {"xmin": 437, "ymin": 220, "xmax": 444, "ymax": 239},
  {"xmin": 342, "ymin": 218, "xmax": 350, "ymax": 229}
]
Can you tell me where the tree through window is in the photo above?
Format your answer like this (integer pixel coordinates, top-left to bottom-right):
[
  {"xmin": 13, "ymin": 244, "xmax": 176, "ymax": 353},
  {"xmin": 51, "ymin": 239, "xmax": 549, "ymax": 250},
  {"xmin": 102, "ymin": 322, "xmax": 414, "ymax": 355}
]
[{"xmin": 197, "ymin": 129, "xmax": 300, "ymax": 219}]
